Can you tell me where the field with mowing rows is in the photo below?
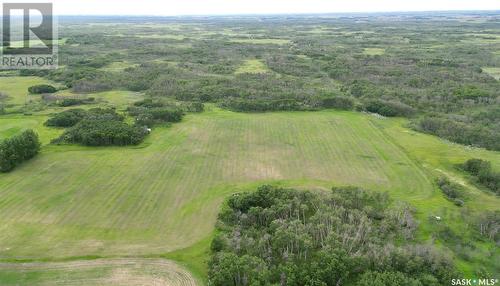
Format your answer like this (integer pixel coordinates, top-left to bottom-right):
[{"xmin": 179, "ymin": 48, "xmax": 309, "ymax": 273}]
[
  {"xmin": 0, "ymin": 258, "xmax": 196, "ymax": 286},
  {"xmin": 0, "ymin": 108, "xmax": 438, "ymax": 260},
  {"xmin": 1, "ymin": 106, "xmax": 499, "ymax": 281}
]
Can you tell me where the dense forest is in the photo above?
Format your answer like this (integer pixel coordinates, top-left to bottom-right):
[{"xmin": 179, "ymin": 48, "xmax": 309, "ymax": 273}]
[{"xmin": 209, "ymin": 186, "xmax": 458, "ymax": 285}]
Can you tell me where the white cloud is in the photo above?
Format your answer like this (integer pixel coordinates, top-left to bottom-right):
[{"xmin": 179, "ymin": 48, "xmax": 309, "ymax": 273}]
[{"xmin": 2, "ymin": 0, "xmax": 499, "ymax": 15}]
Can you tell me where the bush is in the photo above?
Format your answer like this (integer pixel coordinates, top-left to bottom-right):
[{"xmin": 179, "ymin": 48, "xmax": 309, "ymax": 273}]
[
  {"xmin": 58, "ymin": 97, "xmax": 94, "ymax": 107},
  {"xmin": 128, "ymin": 105, "xmax": 184, "ymax": 127},
  {"xmin": 28, "ymin": 84, "xmax": 57, "ymax": 94},
  {"xmin": 461, "ymin": 159, "xmax": 500, "ymax": 195},
  {"xmin": 364, "ymin": 99, "xmax": 415, "ymax": 117},
  {"xmin": 45, "ymin": 109, "xmax": 88, "ymax": 127},
  {"xmin": 0, "ymin": 129, "xmax": 41, "ymax": 172},
  {"xmin": 462, "ymin": 159, "xmax": 491, "ymax": 176},
  {"xmin": 45, "ymin": 108, "xmax": 123, "ymax": 128},
  {"xmin": 436, "ymin": 176, "xmax": 466, "ymax": 206}
]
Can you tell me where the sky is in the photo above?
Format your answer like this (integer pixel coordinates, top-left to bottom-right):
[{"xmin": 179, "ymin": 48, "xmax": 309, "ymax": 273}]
[{"xmin": 1, "ymin": 0, "xmax": 499, "ymax": 16}]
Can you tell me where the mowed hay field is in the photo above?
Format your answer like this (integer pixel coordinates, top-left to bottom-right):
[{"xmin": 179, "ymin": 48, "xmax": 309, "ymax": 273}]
[
  {"xmin": 0, "ymin": 259, "xmax": 196, "ymax": 286},
  {"xmin": 0, "ymin": 108, "xmax": 436, "ymax": 259}
]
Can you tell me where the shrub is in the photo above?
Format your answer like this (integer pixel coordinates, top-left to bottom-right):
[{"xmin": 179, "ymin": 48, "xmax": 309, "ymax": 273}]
[
  {"xmin": 45, "ymin": 109, "xmax": 88, "ymax": 127},
  {"xmin": 436, "ymin": 176, "xmax": 466, "ymax": 206},
  {"xmin": 321, "ymin": 96, "xmax": 355, "ymax": 110},
  {"xmin": 28, "ymin": 84, "xmax": 57, "ymax": 94},
  {"xmin": 58, "ymin": 97, "xmax": 94, "ymax": 107},
  {"xmin": 364, "ymin": 99, "xmax": 415, "ymax": 117},
  {"xmin": 54, "ymin": 119, "xmax": 147, "ymax": 146},
  {"xmin": 461, "ymin": 159, "xmax": 500, "ymax": 195},
  {"xmin": 462, "ymin": 159, "xmax": 491, "ymax": 176},
  {"xmin": 45, "ymin": 108, "xmax": 123, "ymax": 128},
  {"xmin": 0, "ymin": 129, "xmax": 41, "ymax": 172},
  {"xmin": 128, "ymin": 105, "xmax": 184, "ymax": 127}
]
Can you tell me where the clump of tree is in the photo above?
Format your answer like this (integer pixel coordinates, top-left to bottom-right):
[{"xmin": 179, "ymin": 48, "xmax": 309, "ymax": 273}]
[
  {"xmin": 364, "ymin": 99, "xmax": 415, "ymax": 117},
  {"xmin": 460, "ymin": 159, "xmax": 499, "ymax": 195},
  {"xmin": 54, "ymin": 120, "xmax": 147, "ymax": 146},
  {"xmin": 128, "ymin": 99, "xmax": 185, "ymax": 127},
  {"xmin": 51, "ymin": 108, "xmax": 144, "ymax": 146},
  {"xmin": 57, "ymin": 97, "xmax": 95, "ymax": 107},
  {"xmin": 45, "ymin": 109, "xmax": 88, "ymax": 127},
  {"xmin": 0, "ymin": 130, "xmax": 41, "ymax": 172},
  {"xmin": 436, "ymin": 176, "xmax": 466, "ymax": 206},
  {"xmin": 28, "ymin": 84, "xmax": 57, "ymax": 94},
  {"xmin": 209, "ymin": 185, "xmax": 456, "ymax": 285},
  {"xmin": 45, "ymin": 108, "xmax": 123, "ymax": 128}
]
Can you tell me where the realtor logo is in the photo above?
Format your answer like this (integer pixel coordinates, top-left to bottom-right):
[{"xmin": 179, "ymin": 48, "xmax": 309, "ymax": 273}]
[{"xmin": 1, "ymin": 2, "xmax": 58, "ymax": 69}]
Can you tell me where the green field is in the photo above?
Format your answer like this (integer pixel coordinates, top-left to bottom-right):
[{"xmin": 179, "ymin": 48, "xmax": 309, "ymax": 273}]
[
  {"xmin": 234, "ymin": 59, "xmax": 269, "ymax": 74},
  {"xmin": 1, "ymin": 106, "xmax": 499, "ymax": 281}
]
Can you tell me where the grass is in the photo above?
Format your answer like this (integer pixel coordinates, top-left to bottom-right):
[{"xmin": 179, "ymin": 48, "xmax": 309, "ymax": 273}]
[
  {"xmin": 363, "ymin": 48, "xmax": 386, "ymax": 56},
  {"xmin": 0, "ymin": 114, "xmax": 62, "ymax": 145},
  {"xmin": 0, "ymin": 107, "xmax": 498, "ymax": 282},
  {"xmin": 482, "ymin": 67, "xmax": 500, "ymax": 80},
  {"xmin": 0, "ymin": 76, "xmax": 60, "ymax": 107},
  {"xmin": 234, "ymin": 59, "xmax": 269, "ymax": 74}
]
